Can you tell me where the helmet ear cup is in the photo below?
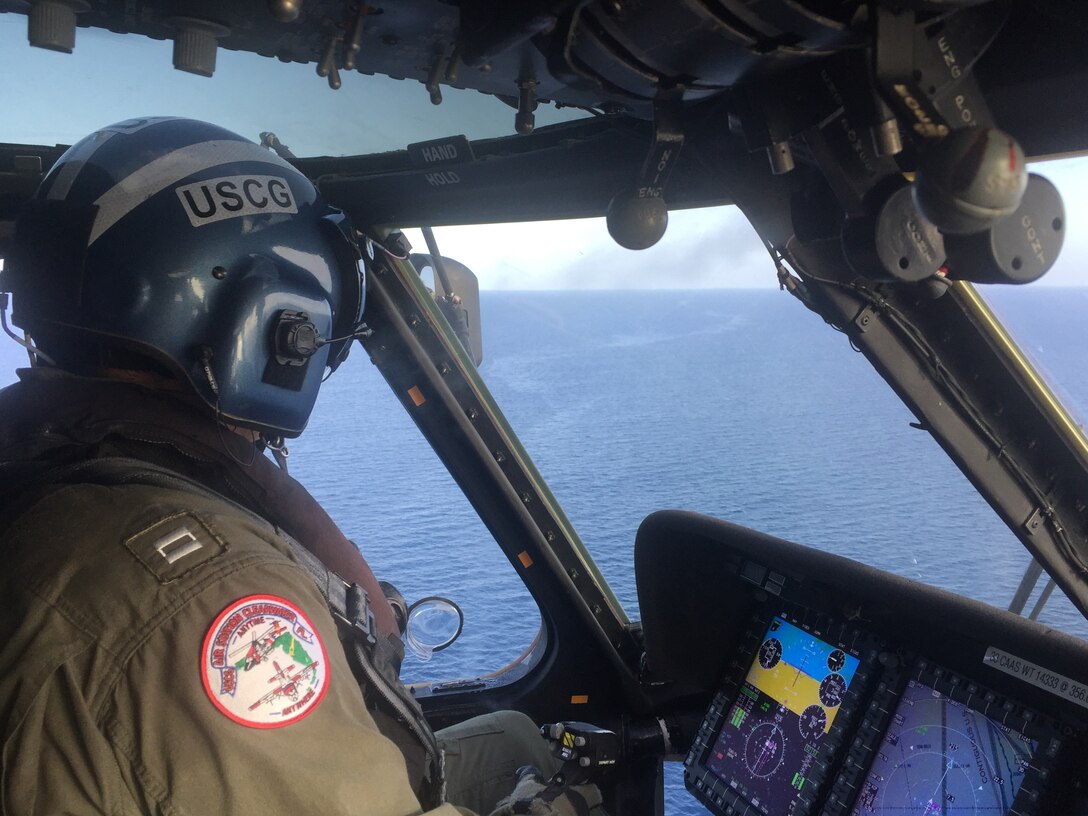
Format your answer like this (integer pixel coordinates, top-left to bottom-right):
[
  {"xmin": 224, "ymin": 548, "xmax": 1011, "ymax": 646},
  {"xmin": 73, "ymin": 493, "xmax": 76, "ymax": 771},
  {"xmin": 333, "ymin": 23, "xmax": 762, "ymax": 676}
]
[{"xmin": 273, "ymin": 311, "xmax": 322, "ymax": 364}]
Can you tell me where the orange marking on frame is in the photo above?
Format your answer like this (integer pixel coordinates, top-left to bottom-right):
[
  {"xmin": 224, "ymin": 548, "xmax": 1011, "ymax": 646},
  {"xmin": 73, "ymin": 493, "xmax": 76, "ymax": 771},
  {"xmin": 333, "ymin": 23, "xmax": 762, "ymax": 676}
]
[
  {"xmin": 407, "ymin": 386, "xmax": 425, "ymax": 407},
  {"xmin": 570, "ymin": 695, "xmax": 590, "ymax": 705},
  {"xmin": 517, "ymin": 551, "xmax": 533, "ymax": 568}
]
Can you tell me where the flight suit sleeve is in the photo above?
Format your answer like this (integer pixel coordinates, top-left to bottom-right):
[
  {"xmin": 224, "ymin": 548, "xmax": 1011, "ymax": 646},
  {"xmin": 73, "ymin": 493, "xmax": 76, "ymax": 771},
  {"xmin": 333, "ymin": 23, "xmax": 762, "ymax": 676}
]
[
  {"xmin": 0, "ymin": 593, "xmax": 134, "ymax": 815},
  {"xmin": 106, "ymin": 563, "xmax": 449, "ymax": 814},
  {"xmin": 106, "ymin": 520, "xmax": 471, "ymax": 815},
  {"xmin": 0, "ymin": 482, "xmax": 475, "ymax": 816}
]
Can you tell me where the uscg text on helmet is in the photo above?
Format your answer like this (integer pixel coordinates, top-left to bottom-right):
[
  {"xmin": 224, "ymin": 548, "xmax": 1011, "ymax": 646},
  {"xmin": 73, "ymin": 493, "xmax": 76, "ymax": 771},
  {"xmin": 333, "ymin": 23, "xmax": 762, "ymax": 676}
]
[{"xmin": 176, "ymin": 175, "xmax": 298, "ymax": 227}]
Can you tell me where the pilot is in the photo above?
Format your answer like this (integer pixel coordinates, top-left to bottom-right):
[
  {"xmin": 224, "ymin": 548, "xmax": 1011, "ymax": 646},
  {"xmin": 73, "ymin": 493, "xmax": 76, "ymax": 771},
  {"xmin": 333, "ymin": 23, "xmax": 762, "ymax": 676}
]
[{"xmin": 0, "ymin": 118, "xmax": 598, "ymax": 816}]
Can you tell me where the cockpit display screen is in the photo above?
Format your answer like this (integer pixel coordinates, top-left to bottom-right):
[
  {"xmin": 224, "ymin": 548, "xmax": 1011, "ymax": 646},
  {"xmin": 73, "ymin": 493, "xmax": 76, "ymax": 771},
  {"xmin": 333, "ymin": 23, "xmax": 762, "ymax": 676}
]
[
  {"xmin": 704, "ymin": 616, "xmax": 861, "ymax": 815},
  {"xmin": 850, "ymin": 679, "xmax": 1037, "ymax": 814}
]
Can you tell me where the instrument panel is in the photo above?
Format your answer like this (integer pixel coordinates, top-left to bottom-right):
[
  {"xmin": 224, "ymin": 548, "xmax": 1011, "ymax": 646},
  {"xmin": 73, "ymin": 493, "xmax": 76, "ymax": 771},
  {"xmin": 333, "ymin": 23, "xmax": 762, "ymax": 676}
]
[
  {"xmin": 684, "ymin": 604, "xmax": 1063, "ymax": 816},
  {"xmin": 632, "ymin": 510, "xmax": 1088, "ymax": 816}
]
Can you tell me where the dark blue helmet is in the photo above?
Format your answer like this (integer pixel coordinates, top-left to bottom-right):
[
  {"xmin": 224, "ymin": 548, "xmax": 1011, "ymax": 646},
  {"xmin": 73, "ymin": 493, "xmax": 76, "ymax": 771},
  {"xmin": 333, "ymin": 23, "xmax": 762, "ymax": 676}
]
[{"xmin": 5, "ymin": 117, "xmax": 365, "ymax": 437}]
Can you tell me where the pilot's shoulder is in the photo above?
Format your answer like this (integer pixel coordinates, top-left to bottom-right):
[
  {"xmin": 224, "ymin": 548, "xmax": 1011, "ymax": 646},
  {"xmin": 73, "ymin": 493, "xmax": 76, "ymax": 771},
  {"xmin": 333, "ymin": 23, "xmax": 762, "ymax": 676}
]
[{"xmin": 1, "ymin": 480, "xmax": 309, "ymax": 645}]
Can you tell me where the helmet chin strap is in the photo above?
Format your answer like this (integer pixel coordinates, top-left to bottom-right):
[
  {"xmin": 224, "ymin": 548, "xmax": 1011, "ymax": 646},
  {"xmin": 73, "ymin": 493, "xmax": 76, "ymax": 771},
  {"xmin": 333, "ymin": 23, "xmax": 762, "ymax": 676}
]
[
  {"xmin": 0, "ymin": 294, "xmax": 56, "ymax": 367},
  {"xmin": 201, "ymin": 345, "xmax": 260, "ymax": 469},
  {"xmin": 212, "ymin": 402, "xmax": 259, "ymax": 469},
  {"xmin": 199, "ymin": 344, "xmax": 291, "ymax": 473},
  {"xmin": 262, "ymin": 435, "xmax": 290, "ymax": 473}
]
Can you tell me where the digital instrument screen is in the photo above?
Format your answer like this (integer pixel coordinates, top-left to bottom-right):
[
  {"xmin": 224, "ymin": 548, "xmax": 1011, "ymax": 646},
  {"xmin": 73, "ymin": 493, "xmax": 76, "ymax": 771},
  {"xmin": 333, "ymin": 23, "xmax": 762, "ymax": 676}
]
[
  {"xmin": 850, "ymin": 679, "xmax": 1037, "ymax": 814},
  {"xmin": 704, "ymin": 616, "xmax": 862, "ymax": 815}
]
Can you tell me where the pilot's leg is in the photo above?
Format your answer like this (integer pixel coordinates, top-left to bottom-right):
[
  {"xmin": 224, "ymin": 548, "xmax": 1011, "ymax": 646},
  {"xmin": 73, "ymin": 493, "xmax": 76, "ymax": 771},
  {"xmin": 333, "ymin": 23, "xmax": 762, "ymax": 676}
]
[{"xmin": 437, "ymin": 710, "xmax": 562, "ymax": 813}]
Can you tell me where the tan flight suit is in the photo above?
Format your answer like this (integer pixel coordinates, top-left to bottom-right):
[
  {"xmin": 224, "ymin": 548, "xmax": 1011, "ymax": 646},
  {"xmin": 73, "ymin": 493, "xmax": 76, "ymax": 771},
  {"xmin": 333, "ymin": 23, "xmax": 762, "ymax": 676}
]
[
  {"xmin": 0, "ymin": 371, "xmax": 568, "ymax": 815},
  {"xmin": 0, "ymin": 370, "xmax": 473, "ymax": 815},
  {"xmin": 0, "ymin": 477, "xmax": 469, "ymax": 815}
]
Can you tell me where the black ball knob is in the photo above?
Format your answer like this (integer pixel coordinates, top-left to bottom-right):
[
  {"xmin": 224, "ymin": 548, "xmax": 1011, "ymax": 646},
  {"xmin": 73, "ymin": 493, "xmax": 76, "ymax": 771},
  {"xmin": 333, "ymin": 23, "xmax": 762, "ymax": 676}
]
[
  {"xmin": 913, "ymin": 127, "xmax": 1028, "ymax": 235},
  {"xmin": 267, "ymin": 0, "xmax": 303, "ymax": 22},
  {"xmin": 606, "ymin": 192, "xmax": 668, "ymax": 250}
]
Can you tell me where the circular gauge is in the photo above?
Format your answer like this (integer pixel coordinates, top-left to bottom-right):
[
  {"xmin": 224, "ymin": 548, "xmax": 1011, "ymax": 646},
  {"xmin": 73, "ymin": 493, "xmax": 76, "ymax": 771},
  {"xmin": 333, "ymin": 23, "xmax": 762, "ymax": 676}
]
[
  {"xmin": 743, "ymin": 722, "xmax": 787, "ymax": 779},
  {"xmin": 819, "ymin": 672, "xmax": 848, "ymax": 707},
  {"xmin": 827, "ymin": 649, "xmax": 846, "ymax": 673},
  {"xmin": 758, "ymin": 638, "xmax": 783, "ymax": 669},
  {"xmin": 799, "ymin": 704, "xmax": 828, "ymax": 741}
]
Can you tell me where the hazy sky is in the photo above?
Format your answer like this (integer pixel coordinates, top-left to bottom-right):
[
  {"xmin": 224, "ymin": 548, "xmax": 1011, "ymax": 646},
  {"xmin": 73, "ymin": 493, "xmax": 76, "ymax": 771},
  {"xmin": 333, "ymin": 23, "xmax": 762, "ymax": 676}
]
[
  {"xmin": 405, "ymin": 155, "xmax": 1088, "ymax": 289},
  {"xmin": 2, "ymin": 14, "xmax": 1085, "ymax": 290}
]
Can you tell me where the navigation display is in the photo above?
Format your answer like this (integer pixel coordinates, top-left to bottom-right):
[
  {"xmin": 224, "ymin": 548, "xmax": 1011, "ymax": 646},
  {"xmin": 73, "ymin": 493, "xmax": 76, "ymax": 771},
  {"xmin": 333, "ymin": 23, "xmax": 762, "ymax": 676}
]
[
  {"xmin": 704, "ymin": 616, "xmax": 861, "ymax": 815},
  {"xmin": 851, "ymin": 680, "xmax": 1037, "ymax": 814}
]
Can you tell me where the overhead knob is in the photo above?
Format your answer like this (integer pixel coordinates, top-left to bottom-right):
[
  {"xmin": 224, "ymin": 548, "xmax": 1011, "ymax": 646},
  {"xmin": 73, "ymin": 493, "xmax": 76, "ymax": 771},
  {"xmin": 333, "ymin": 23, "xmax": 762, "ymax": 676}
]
[
  {"xmin": 842, "ymin": 182, "xmax": 946, "ymax": 282},
  {"xmin": 944, "ymin": 174, "xmax": 1065, "ymax": 284},
  {"xmin": 913, "ymin": 127, "xmax": 1028, "ymax": 235},
  {"xmin": 167, "ymin": 17, "xmax": 231, "ymax": 77},
  {"xmin": 27, "ymin": 0, "xmax": 89, "ymax": 53}
]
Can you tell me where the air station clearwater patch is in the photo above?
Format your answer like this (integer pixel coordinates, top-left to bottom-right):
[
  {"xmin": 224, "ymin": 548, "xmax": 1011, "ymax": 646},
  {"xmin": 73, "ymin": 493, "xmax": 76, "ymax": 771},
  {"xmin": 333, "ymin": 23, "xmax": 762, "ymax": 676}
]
[{"xmin": 201, "ymin": 594, "xmax": 329, "ymax": 728}]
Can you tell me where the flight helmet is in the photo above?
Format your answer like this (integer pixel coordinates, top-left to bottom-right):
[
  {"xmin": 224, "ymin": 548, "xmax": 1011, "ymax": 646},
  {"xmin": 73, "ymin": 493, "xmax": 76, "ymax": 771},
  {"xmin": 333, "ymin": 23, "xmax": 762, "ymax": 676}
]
[{"xmin": 4, "ymin": 117, "xmax": 365, "ymax": 437}]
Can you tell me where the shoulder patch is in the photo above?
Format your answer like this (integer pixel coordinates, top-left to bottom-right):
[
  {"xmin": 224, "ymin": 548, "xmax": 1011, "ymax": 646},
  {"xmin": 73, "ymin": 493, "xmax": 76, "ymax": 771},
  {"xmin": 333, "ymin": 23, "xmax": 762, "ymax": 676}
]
[
  {"xmin": 124, "ymin": 511, "xmax": 227, "ymax": 584},
  {"xmin": 201, "ymin": 595, "xmax": 329, "ymax": 729}
]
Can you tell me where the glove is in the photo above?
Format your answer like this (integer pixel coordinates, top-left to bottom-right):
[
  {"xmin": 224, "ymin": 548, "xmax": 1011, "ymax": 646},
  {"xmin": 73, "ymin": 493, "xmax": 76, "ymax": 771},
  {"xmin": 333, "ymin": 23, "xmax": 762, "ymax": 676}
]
[{"xmin": 488, "ymin": 765, "xmax": 604, "ymax": 816}]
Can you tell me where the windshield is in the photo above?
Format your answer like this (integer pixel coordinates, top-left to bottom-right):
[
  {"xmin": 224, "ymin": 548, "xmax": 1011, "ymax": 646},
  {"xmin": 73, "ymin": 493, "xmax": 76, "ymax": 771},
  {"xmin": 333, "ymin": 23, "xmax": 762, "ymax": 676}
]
[
  {"xmin": 4, "ymin": 12, "xmax": 1087, "ymax": 634},
  {"xmin": 398, "ymin": 209, "xmax": 1088, "ymax": 645},
  {"xmin": 5, "ymin": 13, "xmax": 1088, "ymax": 816}
]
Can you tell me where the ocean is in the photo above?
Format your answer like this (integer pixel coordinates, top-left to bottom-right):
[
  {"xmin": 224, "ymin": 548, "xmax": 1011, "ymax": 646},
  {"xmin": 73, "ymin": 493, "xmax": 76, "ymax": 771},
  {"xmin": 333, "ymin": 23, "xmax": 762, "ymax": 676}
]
[{"xmin": 0, "ymin": 287, "xmax": 1084, "ymax": 814}]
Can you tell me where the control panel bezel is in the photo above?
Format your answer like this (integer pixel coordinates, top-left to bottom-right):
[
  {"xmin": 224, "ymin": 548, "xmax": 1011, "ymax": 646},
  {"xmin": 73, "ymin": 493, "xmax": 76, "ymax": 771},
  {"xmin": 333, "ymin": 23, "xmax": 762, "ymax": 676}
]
[
  {"xmin": 685, "ymin": 601, "xmax": 883, "ymax": 816},
  {"xmin": 685, "ymin": 600, "xmax": 1070, "ymax": 816}
]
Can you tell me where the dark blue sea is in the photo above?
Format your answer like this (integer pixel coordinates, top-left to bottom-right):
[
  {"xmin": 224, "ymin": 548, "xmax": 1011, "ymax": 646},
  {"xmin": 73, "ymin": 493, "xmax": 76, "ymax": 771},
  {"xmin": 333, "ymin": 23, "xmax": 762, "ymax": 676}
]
[{"xmin": 1, "ymin": 287, "xmax": 1084, "ymax": 814}]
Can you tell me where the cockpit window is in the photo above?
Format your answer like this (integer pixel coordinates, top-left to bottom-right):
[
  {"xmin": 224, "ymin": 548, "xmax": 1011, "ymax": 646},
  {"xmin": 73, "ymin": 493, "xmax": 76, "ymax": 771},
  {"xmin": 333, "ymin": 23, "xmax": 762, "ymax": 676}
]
[
  {"xmin": 4, "ymin": 8, "xmax": 1085, "ymax": 673},
  {"xmin": 976, "ymin": 158, "xmax": 1088, "ymax": 431},
  {"xmin": 0, "ymin": 17, "xmax": 584, "ymax": 155},
  {"xmin": 404, "ymin": 201, "xmax": 1088, "ymax": 645},
  {"xmin": 290, "ymin": 350, "xmax": 545, "ymax": 684}
]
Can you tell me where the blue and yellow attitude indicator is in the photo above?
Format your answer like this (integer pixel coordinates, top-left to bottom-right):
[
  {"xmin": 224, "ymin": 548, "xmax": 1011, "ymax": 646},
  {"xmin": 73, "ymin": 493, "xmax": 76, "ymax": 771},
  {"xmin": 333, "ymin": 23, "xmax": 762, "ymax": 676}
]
[{"xmin": 744, "ymin": 617, "xmax": 860, "ymax": 734}]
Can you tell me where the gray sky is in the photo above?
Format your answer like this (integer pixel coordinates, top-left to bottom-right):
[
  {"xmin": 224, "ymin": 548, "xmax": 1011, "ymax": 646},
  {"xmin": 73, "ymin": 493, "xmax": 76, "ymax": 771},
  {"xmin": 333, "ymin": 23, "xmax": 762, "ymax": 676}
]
[{"xmin": 2, "ymin": 15, "xmax": 1086, "ymax": 291}]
